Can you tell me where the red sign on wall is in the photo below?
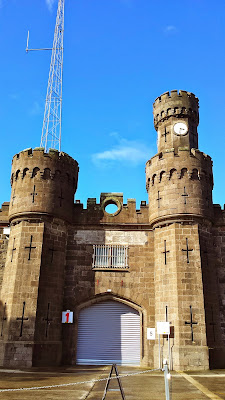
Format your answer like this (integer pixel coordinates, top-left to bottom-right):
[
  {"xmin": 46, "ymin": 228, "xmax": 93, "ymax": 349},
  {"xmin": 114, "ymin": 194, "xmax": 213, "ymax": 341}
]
[{"xmin": 62, "ymin": 310, "xmax": 73, "ymax": 323}]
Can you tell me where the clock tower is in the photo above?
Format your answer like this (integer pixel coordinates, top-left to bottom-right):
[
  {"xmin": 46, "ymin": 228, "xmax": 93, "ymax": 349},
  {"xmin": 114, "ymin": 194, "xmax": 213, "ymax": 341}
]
[
  {"xmin": 154, "ymin": 89, "xmax": 199, "ymax": 153},
  {"xmin": 146, "ymin": 89, "xmax": 213, "ymax": 225},
  {"xmin": 145, "ymin": 90, "xmax": 221, "ymax": 370}
]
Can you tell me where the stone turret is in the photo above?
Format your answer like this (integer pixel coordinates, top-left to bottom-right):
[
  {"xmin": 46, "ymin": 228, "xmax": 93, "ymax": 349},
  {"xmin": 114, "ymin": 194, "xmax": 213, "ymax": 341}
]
[
  {"xmin": 0, "ymin": 148, "xmax": 79, "ymax": 368},
  {"xmin": 9, "ymin": 148, "xmax": 79, "ymax": 223},
  {"xmin": 146, "ymin": 90, "xmax": 217, "ymax": 370},
  {"xmin": 153, "ymin": 90, "xmax": 199, "ymax": 153},
  {"xmin": 146, "ymin": 148, "xmax": 214, "ymax": 227},
  {"xmin": 146, "ymin": 91, "xmax": 213, "ymax": 227}
]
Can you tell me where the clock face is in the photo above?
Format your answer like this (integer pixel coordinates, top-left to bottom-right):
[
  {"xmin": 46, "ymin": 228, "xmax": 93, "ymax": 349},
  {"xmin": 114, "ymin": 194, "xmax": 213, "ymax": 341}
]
[{"xmin": 173, "ymin": 122, "xmax": 188, "ymax": 135}]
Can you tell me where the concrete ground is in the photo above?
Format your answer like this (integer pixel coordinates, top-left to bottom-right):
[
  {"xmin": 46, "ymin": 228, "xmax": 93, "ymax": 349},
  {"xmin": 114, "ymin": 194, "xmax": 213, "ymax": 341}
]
[{"xmin": 0, "ymin": 366, "xmax": 225, "ymax": 399}]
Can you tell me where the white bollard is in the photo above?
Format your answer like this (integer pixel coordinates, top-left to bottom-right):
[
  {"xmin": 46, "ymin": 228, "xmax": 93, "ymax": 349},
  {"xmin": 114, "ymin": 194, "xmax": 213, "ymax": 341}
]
[{"xmin": 163, "ymin": 359, "xmax": 170, "ymax": 400}]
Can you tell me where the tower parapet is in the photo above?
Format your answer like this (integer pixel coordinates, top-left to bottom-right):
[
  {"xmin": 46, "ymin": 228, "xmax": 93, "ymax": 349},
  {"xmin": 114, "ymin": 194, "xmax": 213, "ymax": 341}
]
[
  {"xmin": 147, "ymin": 91, "xmax": 213, "ymax": 226},
  {"xmin": 153, "ymin": 90, "xmax": 199, "ymax": 152},
  {"xmin": 146, "ymin": 148, "xmax": 213, "ymax": 226},
  {"xmin": 153, "ymin": 90, "xmax": 199, "ymax": 128},
  {"xmin": 9, "ymin": 148, "xmax": 79, "ymax": 223}
]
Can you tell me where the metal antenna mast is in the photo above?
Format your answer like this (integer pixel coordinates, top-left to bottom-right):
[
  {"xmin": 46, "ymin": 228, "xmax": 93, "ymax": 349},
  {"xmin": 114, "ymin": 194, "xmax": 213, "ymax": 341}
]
[
  {"xmin": 26, "ymin": 0, "xmax": 65, "ymax": 152},
  {"xmin": 41, "ymin": 0, "xmax": 64, "ymax": 152}
]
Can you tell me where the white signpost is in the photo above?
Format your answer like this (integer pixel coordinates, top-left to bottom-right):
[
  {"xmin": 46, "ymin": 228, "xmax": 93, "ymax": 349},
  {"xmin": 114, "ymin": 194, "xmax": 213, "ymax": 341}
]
[
  {"xmin": 62, "ymin": 310, "xmax": 73, "ymax": 324},
  {"xmin": 157, "ymin": 321, "xmax": 170, "ymax": 369},
  {"xmin": 147, "ymin": 322, "xmax": 171, "ymax": 370}
]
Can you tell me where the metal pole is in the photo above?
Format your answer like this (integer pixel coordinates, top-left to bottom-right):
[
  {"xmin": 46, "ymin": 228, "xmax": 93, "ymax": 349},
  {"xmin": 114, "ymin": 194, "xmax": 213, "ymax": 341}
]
[
  {"xmin": 158, "ymin": 334, "xmax": 161, "ymax": 369},
  {"xmin": 163, "ymin": 360, "xmax": 170, "ymax": 400},
  {"xmin": 168, "ymin": 334, "xmax": 170, "ymax": 370},
  {"xmin": 26, "ymin": 30, "xmax": 29, "ymax": 53}
]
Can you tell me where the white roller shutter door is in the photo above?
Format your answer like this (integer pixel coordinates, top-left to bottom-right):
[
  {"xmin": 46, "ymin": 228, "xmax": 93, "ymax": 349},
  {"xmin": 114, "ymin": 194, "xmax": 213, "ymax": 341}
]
[{"xmin": 76, "ymin": 300, "xmax": 140, "ymax": 365}]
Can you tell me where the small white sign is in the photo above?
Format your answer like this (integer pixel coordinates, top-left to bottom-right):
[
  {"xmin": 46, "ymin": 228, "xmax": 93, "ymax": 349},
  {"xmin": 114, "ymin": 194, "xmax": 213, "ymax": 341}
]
[
  {"xmin": 3, "ymin": 227, "xmax": 10, "ymax": 235},
  {"xmin": 62, "ymin": 310, "xmax": 73, "ymax": 324},
  {"xmin": 157, "ymin": 321, "xmax": 170, "ymax": 335},
  {"xmin": 147, "ymin": 328, "xmax": 155, "ymax": 340}
]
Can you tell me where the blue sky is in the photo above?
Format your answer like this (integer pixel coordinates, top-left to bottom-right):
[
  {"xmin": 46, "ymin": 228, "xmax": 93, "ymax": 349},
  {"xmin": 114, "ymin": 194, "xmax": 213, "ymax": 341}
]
[{"xmin": 0, "ymin": 0, "xmax": 225, "ymax": 209}]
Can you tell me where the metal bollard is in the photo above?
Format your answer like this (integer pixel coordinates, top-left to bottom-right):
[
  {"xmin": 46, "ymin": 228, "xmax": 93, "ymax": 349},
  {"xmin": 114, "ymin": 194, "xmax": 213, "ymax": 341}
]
[{"xmin": 163, "ymin": 359, "xmax": 171, "ymax": 400}]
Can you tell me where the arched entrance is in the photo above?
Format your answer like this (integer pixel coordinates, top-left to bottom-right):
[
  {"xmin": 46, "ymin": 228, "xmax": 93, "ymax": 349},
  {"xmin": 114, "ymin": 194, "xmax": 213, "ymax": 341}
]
[{"xmin": 76, "ymin": 300, "xmax": 141, "ymax": 365}]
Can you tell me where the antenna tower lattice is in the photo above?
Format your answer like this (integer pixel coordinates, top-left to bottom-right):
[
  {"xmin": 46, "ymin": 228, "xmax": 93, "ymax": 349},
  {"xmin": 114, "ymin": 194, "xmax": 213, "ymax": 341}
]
[{"xmin": 40, "ymin": 0, "xmax": 64, "ymax": 152}]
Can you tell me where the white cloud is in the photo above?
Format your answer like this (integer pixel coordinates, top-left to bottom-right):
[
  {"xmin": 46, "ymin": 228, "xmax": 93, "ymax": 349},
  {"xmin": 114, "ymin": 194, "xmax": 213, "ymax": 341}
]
[
  {"xmin": 30, "ymin": 101, "xmax": 42, "ymax": 116},
  {"xmin": 92, "ymin": 133, "xmax": 152, "ymax": 167},
  {"xmin": 164, "ymin": 25, "xmax": 177, "ymax": 34},
  {"xmin": 8, "ymin": 93, "xmax": 19, "ymax": 100},
  {"xmin": 45, "ymin": 0, "xmax": 56, "ymax": 12}
]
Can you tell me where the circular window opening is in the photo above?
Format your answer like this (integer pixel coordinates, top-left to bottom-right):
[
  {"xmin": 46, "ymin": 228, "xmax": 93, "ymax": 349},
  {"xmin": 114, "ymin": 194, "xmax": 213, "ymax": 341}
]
[{"xmin": 105, "ymin": 203, "xmax": 119, "ymax": 214}]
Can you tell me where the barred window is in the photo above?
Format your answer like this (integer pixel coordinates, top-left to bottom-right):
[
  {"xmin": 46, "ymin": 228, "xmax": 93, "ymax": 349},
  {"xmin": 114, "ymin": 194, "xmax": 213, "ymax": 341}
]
[{"xmin": 92, "ymin": 245, "xmax": 128, "ymax": 269}]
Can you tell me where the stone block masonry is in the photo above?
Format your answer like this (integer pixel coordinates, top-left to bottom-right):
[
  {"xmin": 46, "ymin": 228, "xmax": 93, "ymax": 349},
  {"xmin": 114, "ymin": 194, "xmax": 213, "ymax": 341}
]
[
  {"xmin": 0, "ymin": 202, "xmax": 10, "ymax": 286},
  {"xmin": 0, "ymin": 232, "xmax": 8, "ymax": 290}
]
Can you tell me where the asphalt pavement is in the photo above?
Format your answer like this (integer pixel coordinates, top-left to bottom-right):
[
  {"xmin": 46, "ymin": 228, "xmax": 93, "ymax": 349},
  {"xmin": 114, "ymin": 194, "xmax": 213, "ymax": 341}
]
[{"xmin": 0, "ymin": 365, "xmax": 225, "ymax": 399}]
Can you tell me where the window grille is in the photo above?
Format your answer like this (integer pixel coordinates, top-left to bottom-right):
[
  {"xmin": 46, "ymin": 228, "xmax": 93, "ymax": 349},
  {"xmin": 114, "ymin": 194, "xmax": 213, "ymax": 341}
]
[{"xmin": 92, "ymin": 245, "xmax": 128, "ymax": 269}]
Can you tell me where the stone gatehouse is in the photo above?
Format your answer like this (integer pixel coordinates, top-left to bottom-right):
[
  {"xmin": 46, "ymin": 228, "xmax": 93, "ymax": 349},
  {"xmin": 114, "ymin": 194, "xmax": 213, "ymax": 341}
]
[{"xmin": 0, "ymin": 90, "xmax": 225, "ymax": 370}]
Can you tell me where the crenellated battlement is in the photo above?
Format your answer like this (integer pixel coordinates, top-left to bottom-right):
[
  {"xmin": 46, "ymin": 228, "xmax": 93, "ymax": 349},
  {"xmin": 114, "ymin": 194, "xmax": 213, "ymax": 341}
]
[
  {"xmin": 12, "ymin": 147, "xmax": 76, "ymax": 165},
  {"xmin": 73, "ymin": 193, "xmax": 149, "ymax": 225},
  {"xmin": 78, "ymin": 197, "xmax": 148, "ymax": 212},
  {"xmin": 153, "ymin": 89, "xmax": 199, "ymax": 129},
  {"xmin": 213, "ymin": 204, "xmax": 225, "ymax": 211},
  {"xmin": 146, "ymin": 148, "xmax": 213, "ymax": 191},
  {"xmin": 11, "ymin": 148, "xmax": 78, "ymax": 186},
  {"xmin": 0, "ymin": 202, "xmax": 9, "ymax": 224},
  {"xmin": 146, "ymin": 146, "xmax": 214, "ymax": 225},
  {"xmin": 213, "ymin": 204, "xmax": 225, "ymax": 222},
  {"xmin": 154, "ymin": 90, "xmax": 198, "ymax": 105},
  {"xmin": 9, "ymin": 148, "xmax": 79, "ymax": 223},
  {"xmin": 146, "ymin": 148, "xmax": 212, "ymax": 175}
]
